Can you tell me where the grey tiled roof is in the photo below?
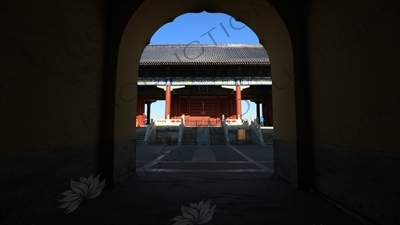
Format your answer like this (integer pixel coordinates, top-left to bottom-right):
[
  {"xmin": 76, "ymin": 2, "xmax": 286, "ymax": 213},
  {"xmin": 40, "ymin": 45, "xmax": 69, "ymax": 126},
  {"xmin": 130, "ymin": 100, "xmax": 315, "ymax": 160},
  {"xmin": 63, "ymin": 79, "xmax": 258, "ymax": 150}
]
[{"xmin": 139, "ymin": 44, "xmax": 270, "ymax": 65}]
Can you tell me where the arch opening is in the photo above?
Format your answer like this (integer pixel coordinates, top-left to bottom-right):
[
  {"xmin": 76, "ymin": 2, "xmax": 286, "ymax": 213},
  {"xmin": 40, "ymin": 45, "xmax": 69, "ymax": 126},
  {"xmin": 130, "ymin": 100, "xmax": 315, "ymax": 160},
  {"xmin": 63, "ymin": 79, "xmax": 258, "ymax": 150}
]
[
  {"xmin": 134, "ymin": 11, "xmax": 275, "ymax": 171},
  {"xmin": 112, "ymin": 0, "xmax": 298, "ymax": 187}
]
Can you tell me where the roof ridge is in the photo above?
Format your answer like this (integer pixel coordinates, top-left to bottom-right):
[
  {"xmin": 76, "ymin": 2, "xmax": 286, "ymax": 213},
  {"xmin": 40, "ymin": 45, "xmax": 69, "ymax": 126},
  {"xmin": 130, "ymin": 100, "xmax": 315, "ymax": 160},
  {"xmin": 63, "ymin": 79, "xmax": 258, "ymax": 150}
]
[{"xmin": 140, "ymin": 43, "xmax": 269, "ymax": 64}]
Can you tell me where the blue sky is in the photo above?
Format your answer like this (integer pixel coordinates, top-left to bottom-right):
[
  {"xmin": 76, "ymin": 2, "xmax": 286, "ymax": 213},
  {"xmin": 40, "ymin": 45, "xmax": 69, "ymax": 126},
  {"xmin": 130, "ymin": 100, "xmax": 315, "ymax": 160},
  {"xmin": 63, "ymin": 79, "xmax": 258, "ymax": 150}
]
[
  {"xmin": 150, "ymin": 11, "xmax": 259, "ymax": 44},
  {"xmin": 144, "ymin": 11, "xmax": 261, "ymax": 120}
]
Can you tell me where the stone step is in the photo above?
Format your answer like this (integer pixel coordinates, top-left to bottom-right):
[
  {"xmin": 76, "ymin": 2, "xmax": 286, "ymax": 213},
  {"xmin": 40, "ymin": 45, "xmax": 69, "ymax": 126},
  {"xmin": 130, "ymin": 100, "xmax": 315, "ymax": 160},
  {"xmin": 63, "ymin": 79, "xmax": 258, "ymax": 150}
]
[
  {"xmin": 181, "ymin": 127, "xmax": 197, "ymax": 145},
  {"xmin": 195, "ymin": 127, "xmax": 210, "ymax": 146},
  {"xmin": 136, "ymin": 127, "xmax": 147, "ymax": 145},
  {"xmin": 210, "ymin": 127, "xmax": 226, "ymax": 145}
]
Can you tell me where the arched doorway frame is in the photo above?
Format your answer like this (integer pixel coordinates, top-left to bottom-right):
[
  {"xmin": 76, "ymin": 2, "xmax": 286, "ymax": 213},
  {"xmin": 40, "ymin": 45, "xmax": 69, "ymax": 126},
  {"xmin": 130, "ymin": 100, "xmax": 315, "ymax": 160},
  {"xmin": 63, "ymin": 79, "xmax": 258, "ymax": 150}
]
[{"xmin": 109, "ymin": 0, "xmax": 310, "ymax": 189}]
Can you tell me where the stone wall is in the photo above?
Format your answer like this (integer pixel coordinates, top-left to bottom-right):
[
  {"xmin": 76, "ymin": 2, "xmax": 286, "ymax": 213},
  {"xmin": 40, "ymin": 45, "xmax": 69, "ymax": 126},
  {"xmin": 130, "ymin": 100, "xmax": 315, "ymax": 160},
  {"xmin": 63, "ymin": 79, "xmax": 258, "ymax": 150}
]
[
  {"xmin": 313, "ymin": 143, "xmax": 400, "ymax": 224},
  {"xmin": 113, "ymin": 139, "xmax": 137, "ymax": 186},
  {"xmin": 273, "ymin": 139, "xmax": 298, "ymax": 188},
  {"xmin": 0, "ymin": 143, "xmax": 99, "ymax": 225}
]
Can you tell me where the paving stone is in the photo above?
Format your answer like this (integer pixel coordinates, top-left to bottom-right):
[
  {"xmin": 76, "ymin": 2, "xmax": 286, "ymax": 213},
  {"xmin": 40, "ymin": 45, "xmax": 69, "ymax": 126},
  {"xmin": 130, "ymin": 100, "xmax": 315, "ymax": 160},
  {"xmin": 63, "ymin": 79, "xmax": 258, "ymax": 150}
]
[{"xmin": 37, "ymin": 169, "xmax": 362, "ymax": 225}]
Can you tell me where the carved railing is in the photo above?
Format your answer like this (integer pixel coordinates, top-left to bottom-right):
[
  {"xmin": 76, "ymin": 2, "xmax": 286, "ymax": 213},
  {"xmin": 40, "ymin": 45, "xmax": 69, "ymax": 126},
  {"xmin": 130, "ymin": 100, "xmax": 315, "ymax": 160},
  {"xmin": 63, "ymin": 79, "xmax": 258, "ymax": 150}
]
[
  {"xmin": 143, "ymin": 119, "xmax": 157, "ymax": 145},
  {"xmin": 250, "ymin": 119, "xmax": 265, "ymax": 146}
]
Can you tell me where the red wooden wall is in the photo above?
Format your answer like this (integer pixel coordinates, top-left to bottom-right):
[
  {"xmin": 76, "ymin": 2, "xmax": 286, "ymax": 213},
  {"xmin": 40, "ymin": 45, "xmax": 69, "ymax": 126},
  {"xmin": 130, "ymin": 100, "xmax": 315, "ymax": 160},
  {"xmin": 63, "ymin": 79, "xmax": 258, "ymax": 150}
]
[{"xmin": 171, "ymin": 95, "xmax": 237, "ymax": 119}]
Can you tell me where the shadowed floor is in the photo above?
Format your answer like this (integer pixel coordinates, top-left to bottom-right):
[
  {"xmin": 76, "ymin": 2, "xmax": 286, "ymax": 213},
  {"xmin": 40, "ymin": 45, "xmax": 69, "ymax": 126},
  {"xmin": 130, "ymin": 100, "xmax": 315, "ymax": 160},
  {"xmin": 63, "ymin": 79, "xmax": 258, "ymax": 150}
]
[{"xmin": 39, "ymin": 144, "xmax": 362, "ymax": 225}]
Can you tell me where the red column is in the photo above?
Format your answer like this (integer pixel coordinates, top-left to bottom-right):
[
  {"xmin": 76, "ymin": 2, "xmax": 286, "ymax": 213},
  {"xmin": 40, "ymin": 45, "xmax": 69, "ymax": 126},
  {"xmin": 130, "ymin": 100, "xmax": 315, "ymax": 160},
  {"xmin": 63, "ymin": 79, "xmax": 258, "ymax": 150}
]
[
  {"xmin": 236, "ymin": 84, "xmax": 242, "ymax": 119},
  {"xmin": 165, "ymin": 84, "xmax": 171, "ymax": 119}
]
